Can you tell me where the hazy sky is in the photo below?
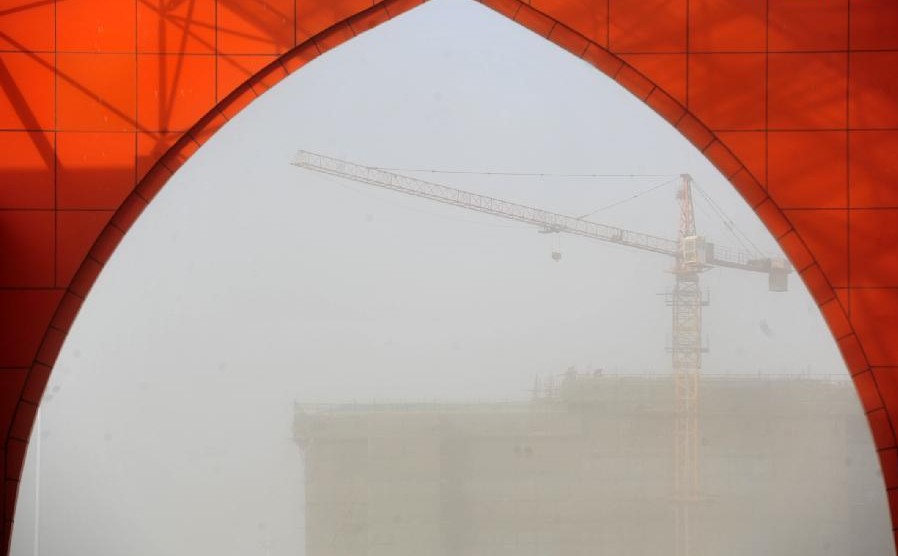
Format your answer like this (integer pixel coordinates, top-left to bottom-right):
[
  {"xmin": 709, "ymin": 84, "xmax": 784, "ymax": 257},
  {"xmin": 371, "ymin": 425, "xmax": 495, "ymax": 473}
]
[{"xmin": 11, "ymin": 1, "xmax": 878, "ymax": 555}]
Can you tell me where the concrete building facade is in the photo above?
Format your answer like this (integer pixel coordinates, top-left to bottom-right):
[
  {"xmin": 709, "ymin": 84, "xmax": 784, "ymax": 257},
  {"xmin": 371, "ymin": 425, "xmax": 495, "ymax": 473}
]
[{"xmin": 295, "ymin": 374, "xmax": 891, "ymax": 555}]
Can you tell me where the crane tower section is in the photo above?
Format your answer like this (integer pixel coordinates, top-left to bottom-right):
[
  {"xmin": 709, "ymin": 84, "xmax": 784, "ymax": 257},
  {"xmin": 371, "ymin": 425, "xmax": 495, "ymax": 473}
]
[{"xmin": 671, "ymin": 175, "xmax": 708, "ymax": 556}]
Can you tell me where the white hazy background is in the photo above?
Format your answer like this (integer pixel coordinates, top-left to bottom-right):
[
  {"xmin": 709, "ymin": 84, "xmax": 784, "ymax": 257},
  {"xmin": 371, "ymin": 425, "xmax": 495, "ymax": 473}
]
[{"xmin": 10, "ymin": 1, "xmax": 883, "ymax": 555}]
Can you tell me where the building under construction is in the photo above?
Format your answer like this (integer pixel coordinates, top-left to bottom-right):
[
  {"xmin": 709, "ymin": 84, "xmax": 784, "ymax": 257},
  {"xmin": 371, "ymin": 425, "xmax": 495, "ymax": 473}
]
[
  {"xmin": 294, "ymin": 372, "xmax": 891, "ymax": 556},
  {"xmin": 291, "ymin": 152, "xmax": 798, "ymax": 556}
]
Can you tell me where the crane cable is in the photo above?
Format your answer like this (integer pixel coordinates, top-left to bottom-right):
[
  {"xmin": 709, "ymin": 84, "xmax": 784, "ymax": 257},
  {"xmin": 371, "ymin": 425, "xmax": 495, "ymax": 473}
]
[
  {"xmin": 691, "ymin": 181, "xmax": 765, "ymax": 258},
  {"xmin": 373, "ymin": 165, "xmax": 682, "ymax": 221},
  {"xmin": 371, "ymin": 167, "xmax": 677, "ymax": 179},
  {"xmin": 574, "ymin": 176, "xmax": 680, "ymax": 220},
  {"xmin": 364, "ymin": 163, "xmax": 766, "ymax": 257}
]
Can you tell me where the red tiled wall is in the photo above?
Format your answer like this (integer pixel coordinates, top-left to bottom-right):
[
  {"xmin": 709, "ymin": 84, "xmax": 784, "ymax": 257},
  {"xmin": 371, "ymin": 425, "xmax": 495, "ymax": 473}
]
[{"xmin": 1, "ymin": 0, "xmax": 897, "ymax": 552}]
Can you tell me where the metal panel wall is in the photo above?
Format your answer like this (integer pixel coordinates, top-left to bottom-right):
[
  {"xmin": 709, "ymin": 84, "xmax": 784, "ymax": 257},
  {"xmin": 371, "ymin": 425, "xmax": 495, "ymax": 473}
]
[{"xmin": 1, "ymin": 0, "xmax": 897, "ymax": 552}]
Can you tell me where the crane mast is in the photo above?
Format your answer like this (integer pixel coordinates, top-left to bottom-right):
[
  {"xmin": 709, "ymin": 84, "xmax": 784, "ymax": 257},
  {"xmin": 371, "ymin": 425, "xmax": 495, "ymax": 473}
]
[
  {"xmin": 672, "ymin": 174, "xmax": 704, "ymax": 556},
  {"xmin": 292, "ymin": 150, "xmax": 791, "ymax": 556}
]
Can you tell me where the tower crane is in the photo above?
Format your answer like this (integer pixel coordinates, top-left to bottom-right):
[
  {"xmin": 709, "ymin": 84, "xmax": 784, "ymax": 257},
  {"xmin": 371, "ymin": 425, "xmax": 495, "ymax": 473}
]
[{"xmin": 292, "ymin": 150, "xmax": 792, "ymax": 556}]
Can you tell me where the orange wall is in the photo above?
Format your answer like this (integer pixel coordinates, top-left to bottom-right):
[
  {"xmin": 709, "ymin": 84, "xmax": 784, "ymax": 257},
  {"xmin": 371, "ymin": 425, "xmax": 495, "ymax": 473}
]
[{"xmin": 1, "ymin": 0, "xmax": 897, "ymax": 552}]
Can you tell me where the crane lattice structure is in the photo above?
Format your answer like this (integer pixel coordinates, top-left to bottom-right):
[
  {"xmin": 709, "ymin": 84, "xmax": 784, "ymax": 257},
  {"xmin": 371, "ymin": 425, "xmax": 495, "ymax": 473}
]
[{"xmin": 292, "ymin": 150, "xmax": 792, "ymax": 556}]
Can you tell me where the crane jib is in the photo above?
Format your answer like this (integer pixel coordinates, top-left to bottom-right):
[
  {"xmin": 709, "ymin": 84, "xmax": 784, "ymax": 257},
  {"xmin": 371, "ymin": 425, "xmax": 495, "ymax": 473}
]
[{"xmin": 291, "ymin": 150, "xmax": 790, "ymax": 281}]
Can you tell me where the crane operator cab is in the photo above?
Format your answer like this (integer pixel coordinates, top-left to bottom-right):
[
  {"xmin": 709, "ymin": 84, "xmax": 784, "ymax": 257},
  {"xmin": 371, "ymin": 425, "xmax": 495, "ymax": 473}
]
[{"xmin": 680, "ymin": 235, "xmax": 709, "ymax": 268}]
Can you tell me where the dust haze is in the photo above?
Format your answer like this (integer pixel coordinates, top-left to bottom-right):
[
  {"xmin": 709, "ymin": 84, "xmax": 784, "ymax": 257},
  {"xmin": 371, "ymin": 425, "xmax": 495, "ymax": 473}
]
[{"xmin": 11, "ymin": 1, "xmax": 893, "ymax": 555}]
